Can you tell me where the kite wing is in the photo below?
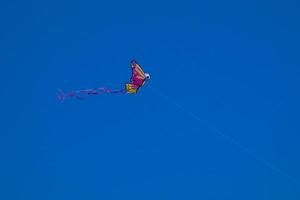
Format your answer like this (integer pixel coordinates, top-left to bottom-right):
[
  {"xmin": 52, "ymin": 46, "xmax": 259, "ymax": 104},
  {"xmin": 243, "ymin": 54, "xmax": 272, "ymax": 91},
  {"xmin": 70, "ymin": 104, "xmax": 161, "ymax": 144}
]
[
  {"xmin": 125, "ymin": 60, "xmax": 147, "ymax": 94},
  {"xmin": 130, "ymin": 60, "xmax": 146, "ymax": 86}
]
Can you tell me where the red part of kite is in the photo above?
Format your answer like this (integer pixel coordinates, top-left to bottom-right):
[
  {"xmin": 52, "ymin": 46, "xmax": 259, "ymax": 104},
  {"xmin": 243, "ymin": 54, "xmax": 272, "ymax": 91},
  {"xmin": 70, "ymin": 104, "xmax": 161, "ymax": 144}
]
[{"xmin": 130, "ymin": 60, "xmax": 147, "ymax": 87}]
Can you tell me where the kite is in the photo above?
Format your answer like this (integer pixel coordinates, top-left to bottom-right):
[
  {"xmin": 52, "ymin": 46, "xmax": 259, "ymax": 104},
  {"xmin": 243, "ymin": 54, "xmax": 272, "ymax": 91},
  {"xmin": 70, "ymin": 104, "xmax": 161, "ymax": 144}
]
[{"xmin": 57, "ymin": 60, "xmax": 150, "ymax": 100}]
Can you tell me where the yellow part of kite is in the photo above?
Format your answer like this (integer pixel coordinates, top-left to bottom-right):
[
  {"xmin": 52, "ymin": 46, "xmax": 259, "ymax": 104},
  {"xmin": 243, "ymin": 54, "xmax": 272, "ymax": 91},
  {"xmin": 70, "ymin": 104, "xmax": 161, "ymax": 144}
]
[{"xmin": 125, "ymin": 83, "xmax": 138, "ymax": 94}]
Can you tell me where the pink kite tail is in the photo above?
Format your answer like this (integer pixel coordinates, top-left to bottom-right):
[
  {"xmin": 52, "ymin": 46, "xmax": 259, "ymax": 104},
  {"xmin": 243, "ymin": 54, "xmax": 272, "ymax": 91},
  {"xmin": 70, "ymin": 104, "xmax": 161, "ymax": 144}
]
[
  {"xmin": 57, "ymin": 89, "xmax": 85, "ymax": 101},
  {"xmin": 57, "ymin": 87, "xmax": 125, "ymax": 101}
]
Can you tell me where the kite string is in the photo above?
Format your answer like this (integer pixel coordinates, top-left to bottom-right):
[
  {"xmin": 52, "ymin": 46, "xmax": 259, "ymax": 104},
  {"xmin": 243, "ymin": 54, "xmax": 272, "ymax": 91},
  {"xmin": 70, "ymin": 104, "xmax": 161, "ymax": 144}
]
[{"xmin": 148, "ymin": 85, "xmax": 298, "ymax": 185}]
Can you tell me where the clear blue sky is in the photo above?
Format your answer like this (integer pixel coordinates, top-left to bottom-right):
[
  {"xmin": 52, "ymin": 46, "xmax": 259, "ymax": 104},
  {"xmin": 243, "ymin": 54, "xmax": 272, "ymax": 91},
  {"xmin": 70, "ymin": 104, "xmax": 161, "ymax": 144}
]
[{"xmin": 1, "ymin": 0, "xmax": 300, "ymax": 199}]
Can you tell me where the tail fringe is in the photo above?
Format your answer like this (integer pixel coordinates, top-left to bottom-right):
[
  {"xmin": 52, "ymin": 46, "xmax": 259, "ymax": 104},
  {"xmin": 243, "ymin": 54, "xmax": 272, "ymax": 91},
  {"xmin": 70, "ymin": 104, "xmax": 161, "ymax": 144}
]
[{"xmin": 57, "ymin": 87, "xmax": 125, "ymax": 101}]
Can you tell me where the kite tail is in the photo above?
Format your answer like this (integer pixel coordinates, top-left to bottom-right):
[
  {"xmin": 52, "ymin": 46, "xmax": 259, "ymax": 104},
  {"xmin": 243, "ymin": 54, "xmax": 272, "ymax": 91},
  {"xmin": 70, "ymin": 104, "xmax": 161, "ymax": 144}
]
[{"xmin": 57, "ymin": 87, "xmax": 125, "ymax": 101}]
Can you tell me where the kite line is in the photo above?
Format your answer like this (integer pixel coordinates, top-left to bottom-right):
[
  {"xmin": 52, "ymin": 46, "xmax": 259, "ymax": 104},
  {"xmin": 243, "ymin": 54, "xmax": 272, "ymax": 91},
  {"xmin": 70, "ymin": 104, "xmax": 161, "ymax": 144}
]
[{"xmin": 149, "ymin": 85, "xmax": 298, "ymax": 185}]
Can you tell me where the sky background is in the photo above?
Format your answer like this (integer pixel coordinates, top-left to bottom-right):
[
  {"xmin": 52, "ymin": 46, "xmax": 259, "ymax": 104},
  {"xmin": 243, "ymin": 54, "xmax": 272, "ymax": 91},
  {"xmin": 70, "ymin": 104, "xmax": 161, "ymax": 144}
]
[{"xmin": 1, "ymin": 0, "xmax": 300, "ymax": 199}]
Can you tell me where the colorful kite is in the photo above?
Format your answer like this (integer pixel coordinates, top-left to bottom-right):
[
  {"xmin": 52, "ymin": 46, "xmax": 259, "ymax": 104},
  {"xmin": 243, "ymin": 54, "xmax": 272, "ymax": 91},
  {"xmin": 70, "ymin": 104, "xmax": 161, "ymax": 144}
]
[{"xmin": 57, "ymin": 60, "xmax": 150, "ymax": 100}]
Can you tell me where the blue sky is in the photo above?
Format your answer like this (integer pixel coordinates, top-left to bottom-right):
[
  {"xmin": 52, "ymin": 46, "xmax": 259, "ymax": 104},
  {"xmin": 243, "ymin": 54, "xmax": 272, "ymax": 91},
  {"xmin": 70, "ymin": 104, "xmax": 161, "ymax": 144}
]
[{"xmin": 1, "ymin": 0, "xmax": 300, "ymax": 199}]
